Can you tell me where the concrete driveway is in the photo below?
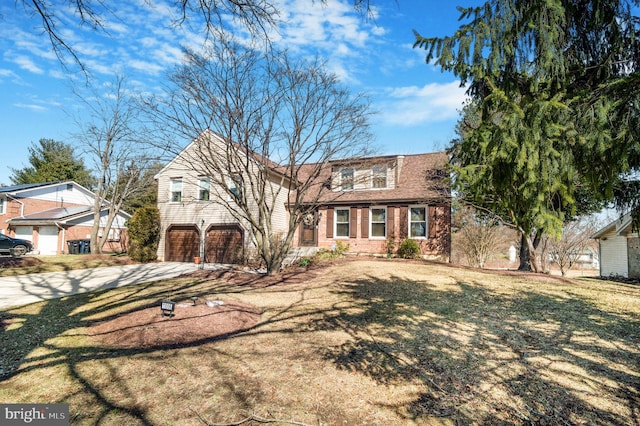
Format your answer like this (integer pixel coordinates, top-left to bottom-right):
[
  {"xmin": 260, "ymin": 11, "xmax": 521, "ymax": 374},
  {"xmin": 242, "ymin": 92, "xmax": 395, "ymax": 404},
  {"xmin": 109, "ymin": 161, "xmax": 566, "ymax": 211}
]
[{"xmin": 0, "ymin": 262, "xmax": 199, "ymax": 309}]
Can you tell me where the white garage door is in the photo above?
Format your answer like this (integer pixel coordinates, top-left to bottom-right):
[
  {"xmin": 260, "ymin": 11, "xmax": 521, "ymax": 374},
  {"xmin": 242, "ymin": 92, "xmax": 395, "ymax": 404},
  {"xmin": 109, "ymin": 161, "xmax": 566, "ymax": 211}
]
[
  {"xmin": 14, "ymin": 226, "xmax": 33, "ymax": 241},
  {"xmin": 38, "ymin": 226, "xmax": 59, "ymax": 255}
]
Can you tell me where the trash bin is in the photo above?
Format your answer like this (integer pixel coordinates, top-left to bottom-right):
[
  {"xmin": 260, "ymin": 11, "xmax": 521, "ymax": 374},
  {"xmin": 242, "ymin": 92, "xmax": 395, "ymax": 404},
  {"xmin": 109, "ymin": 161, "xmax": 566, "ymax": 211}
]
[
  {"xmin": 67, "ymin": 240, "xmax": 79, "ymax": 254},
  {"xmin": 80, "ymin": 239, "xmax": 91, "ymax": 254}
]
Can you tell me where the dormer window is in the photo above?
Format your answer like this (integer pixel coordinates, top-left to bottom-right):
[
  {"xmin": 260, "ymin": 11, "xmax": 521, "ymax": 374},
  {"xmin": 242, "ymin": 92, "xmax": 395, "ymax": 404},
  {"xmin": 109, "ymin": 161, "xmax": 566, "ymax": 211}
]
[
  {"xmin": 372, "ymin": 165, "xmax": 387, "ymax": 189},
  {"xmin": 340, "ymin": 168, "xmax": 354, "ymax": 191}
]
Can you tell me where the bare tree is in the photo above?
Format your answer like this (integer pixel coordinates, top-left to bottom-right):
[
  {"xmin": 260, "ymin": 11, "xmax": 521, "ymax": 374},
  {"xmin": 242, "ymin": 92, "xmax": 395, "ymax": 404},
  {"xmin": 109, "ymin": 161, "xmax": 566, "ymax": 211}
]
[
  {"xmin": 145, "ymin": 34, "xmax": 373, "ymax": 273},
  {"xmin": 74, "ymin": 76, "xmax": 158, "ymax": 254},
  {"xmin": 453, "ymin": 205, "xmax": 512, "ymax": 268},
  {"xmin": 547, "ymin": 219, "xmax": 598, "ymax": 276}
]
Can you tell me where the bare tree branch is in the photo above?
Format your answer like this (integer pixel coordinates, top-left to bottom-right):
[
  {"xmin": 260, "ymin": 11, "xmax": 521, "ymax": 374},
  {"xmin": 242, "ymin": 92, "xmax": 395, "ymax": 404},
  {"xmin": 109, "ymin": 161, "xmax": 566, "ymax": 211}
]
[
  {"xmin": 144, "ymin": 33, "xmax": 373, "ymax": 273},
  {"xmin": 73, "ymin": 75, "xmax": 162, "ymax": 253}
]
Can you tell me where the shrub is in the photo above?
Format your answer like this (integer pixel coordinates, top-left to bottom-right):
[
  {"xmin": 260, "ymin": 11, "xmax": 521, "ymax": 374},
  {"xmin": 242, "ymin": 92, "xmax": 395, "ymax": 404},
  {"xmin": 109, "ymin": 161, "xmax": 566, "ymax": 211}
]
[
  {"xmin": 385, "ymin": 237, "xmax": 397, "ymax": 257},
  {"xmin": 397, "ymin": 238, "xmax": 421, "ymax": 259},
  {"xmin": 333, "ymin": 240, "xmax": 350, "ymax": 256},
  {"xmin": 313, "ymin": 241, "xmax": 350, "ymax": 262},
  {"xmin": 299, "ymin": 257, "xmax": 312, "ymax": 267},
  {"xmin": 127, "ymin": 243, "xmax": 158, "ymax": 263},
  {"xmin": 126, "ymin": 205, "xmax": 161, "ymax": 262}
]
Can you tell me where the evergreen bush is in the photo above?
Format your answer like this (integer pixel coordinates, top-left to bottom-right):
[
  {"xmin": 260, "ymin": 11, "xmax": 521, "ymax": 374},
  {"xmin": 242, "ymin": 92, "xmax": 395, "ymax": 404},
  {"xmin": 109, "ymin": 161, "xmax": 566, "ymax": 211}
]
[
  {"xmin": 126, "ymin": 205, "xmax": 161, "ymax": 262},
  {"xmin": 397, "ymin": 238, "xmax": 421, "ymax": 259}
]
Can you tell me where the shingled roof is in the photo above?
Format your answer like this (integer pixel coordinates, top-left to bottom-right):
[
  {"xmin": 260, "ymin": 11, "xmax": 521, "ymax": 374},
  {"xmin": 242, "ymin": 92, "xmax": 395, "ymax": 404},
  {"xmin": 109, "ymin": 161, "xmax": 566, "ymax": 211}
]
[{"xmin": 297, "ymin": 151, "xmax": 450, "ymax": 205}]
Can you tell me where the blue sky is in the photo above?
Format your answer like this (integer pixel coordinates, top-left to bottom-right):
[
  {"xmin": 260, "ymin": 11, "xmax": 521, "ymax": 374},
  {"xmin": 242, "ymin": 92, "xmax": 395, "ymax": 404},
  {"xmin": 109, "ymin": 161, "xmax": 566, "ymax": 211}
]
[{"xmin": 0, "ymin": 0, "xmax": 477, "ymax": 186}]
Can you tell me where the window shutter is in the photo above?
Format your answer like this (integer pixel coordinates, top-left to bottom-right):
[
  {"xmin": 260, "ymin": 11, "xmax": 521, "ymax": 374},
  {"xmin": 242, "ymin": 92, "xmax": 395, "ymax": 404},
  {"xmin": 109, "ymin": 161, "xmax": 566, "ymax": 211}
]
[
  {"xmin": 428, "ymin": 206, "xmax": 438, "ymax": 238},
  {"xmin": 399, "ymin": 206, "xmax": 408, "ymax": 238},
  {"xmin": 361, "ymin": 207, "xmax": 369, "ymax": 238},
  {"xmin": 350, "ymin": 207, "xmax": 358, "ymax": 238},
  {"xmin": 326, "ymin": 207, "xmax": 334, "ymax": 238},
  {"xmin": 387, "ymin": 206, "xmax": 395, "ymax": 238}
]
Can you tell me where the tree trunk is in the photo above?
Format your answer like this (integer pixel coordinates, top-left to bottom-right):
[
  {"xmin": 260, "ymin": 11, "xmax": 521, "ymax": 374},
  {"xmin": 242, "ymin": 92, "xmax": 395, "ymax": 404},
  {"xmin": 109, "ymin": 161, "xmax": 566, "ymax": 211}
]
[
  {"xmin": 90, "ymin": 194, "xmax": 103, "ymax": 255},
  {"xmin": 518, "ymin": 230, "xmax": 547, "ymax": 273},
  {"xmin": 518, "ymin": 233, "xmax": 532, "ymax": 271}
]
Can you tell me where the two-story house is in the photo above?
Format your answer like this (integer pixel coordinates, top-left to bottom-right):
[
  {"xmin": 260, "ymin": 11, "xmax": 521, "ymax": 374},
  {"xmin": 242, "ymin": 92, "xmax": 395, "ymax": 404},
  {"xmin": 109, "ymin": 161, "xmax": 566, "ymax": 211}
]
[
  {"xmin": 156, "ymin": 131, "xmax": 451, "ymax": 264},
  {"xmin": 0, "ymin": 181, "xmax": 130, "ymax": 255},
  {"xmin": 296, "ymin": 153, "xmax": 451, "ymax": 258}
]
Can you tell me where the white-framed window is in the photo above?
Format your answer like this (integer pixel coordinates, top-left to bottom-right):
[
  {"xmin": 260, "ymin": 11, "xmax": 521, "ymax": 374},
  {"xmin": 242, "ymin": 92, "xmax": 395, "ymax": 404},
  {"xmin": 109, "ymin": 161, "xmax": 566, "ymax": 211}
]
[
  {"xmin": 229, "ymin": 174, "xmax": 243, "ymax": 200},
  {"xmin": 370, "ymin": 207, "xmax": 386, "ymax": 238},
  {"xmin": 371, "ymin": 165, "xmax": 387, "ymax": 189},
  {"xmin": 340, "ymin": 168, "xmax": 354, "ymax": 191},
  {"xmin": 335, "ymin": 208, "xmax": 350, "ymax": 238},
  {"xmin": 170, "ymin": 178, "xmax": 182, "ymax": 202},
  {"xmin": 0, "ymin": 197, "xmax": 5, "ymax": 215},
  {"xmin": 198, "ymin": 177, "xmax": 210, "ymax": 201},
  {"xmin": 409, "ymin": 206, "xmax": 427, "ymax": 238}
]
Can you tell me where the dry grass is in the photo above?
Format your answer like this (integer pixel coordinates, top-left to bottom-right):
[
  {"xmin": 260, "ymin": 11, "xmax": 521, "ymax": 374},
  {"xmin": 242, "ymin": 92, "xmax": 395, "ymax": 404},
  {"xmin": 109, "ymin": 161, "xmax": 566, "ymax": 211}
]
[
  {"xmin": 0, "ymin": 254, "xmax": 138, "ymax": 277},
  {"xmin": 1, "ymin": 258, "xmax": 639, "ymax": 425}
]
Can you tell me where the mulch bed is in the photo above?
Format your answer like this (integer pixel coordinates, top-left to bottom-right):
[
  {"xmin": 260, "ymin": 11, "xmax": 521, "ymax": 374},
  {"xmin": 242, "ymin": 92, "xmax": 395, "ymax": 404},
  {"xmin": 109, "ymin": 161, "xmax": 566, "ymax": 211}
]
[
  {"xmin": 88, "ymin": 264, "xmax": 330, "ymax": 349},
  {"xmin": 0, "ymin": 256, "xmax": 44, "ymax": 268},
  {"xmin": 89, "ymin": 300, "xmax": 262, "ymax": 349}
]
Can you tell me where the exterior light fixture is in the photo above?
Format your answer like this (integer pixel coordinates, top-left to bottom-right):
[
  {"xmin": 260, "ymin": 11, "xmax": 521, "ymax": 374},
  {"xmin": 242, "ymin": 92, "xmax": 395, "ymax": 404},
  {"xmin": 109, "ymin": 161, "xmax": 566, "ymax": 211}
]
[{"xmin": 160, "ymin": 300, "xmax": 175, "ymax": 317}]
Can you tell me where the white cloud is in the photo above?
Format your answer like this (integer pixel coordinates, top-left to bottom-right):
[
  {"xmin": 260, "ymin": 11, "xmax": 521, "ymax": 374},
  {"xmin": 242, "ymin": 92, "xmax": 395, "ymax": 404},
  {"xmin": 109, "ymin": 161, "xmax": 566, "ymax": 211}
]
[
  {"xmin": 278, "ymin": 0, "xmax": 373, "ymax": 52},
  {"xmin": 12, "ymin": 55, "xmax": 44, "ymax": 74},
  {"xmin": 0, "ymin": 69, "xmax": 19, "ymax": 79},
  {"xmin": 379, "ymin": 81, "xmax": 468, "ymax": 126},
  {"xmin": 128, "ymin": 59, "xmax": 165, "ymax": 75},
  {"xmin": 14, "ymin": 103, "xmax": 47, "ymax": 111},
  {"xmin": 74, "ymin": 42, "xmax": 109, "ymax": 58}
]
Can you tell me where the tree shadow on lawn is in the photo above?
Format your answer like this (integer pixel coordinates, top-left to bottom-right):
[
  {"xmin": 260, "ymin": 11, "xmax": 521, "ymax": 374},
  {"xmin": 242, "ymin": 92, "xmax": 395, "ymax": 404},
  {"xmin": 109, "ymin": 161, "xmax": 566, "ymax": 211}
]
[
  {"xmin": 2, "ymin": 264, "xmax": 639, "ymax": 425},
  {"xmin": 314, "ymin": 274, "xmax": 640, "ymax": 425},
  {"xmin": 0, "ymin": 267, "xmax": 317, "ymax": 424}
]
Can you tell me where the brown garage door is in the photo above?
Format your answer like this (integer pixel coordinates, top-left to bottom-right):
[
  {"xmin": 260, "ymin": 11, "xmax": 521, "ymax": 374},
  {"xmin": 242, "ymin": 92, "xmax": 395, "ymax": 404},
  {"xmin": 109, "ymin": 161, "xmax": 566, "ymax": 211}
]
[
  {"xmin": 206, "ymin": 225, "xmax": 243, "ymax": 264},
  {"xmin": 166, "ymin": 225, "xmax": 200, "ymax": 262}
]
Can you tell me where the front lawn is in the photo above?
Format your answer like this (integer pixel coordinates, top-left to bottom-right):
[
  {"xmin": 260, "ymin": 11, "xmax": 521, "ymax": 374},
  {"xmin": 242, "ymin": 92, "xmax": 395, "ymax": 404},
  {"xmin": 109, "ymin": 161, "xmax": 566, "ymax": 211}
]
[{"xmin": 0, "ymin": 259, "xmax": 638, "ymax": 425}]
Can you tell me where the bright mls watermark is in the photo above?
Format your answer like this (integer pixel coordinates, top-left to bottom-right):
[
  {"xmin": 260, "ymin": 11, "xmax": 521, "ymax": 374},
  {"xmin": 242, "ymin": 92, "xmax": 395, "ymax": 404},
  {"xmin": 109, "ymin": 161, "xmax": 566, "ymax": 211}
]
[{"xmin": 1, "ymin": 404, "xmax": 68, "ymax": 425}]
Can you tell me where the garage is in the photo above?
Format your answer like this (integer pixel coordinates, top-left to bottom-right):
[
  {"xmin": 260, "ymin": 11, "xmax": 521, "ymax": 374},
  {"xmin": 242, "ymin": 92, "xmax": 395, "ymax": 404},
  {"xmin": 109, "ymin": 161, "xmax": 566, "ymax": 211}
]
[
  {"xmin": 38, "ymin": 226, "xmax": 60, "ymax": 255},
  {"xmin": 14, "ymin": 226, "xmax": 33, "ymax": 242},
  {"xmin": 165, "ymin": 225, "xmax": 200, "ymax": 262},
  {"xmin": 205, "ymin": 224, "xmax": 243, "ymax": 264}
]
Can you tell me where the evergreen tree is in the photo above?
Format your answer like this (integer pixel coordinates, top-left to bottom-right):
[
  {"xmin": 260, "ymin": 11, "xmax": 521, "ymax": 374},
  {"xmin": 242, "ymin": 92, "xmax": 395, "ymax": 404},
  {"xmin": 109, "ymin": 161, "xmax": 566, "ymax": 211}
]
[
  {"xmin": 126, "ymin": 205, "xmax": 160, "ymax": 263},
  {"xmin": 10, "ymin": 138, "xmax": 94, "ymax": 188},
  {"xmin": 415, "ymin": 1, "xmax": 640, "ymax": 270}
]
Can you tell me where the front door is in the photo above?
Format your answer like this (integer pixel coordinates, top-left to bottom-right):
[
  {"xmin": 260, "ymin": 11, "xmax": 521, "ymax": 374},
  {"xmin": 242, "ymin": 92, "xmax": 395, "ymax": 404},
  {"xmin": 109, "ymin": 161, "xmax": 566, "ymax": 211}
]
[{"xmin": 299, "ymin": 212, "xmax": 317, "ymax": 246}]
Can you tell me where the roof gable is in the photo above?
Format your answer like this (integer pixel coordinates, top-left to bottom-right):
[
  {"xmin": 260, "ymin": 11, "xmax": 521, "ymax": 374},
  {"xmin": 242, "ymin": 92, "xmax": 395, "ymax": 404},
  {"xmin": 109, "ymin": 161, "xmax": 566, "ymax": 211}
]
[
  {"xmin": 592, "ymin": 212, "xmax": 635, "ymax": 239},
  {"xmin": 0, "ymin": 180, "xmax": 95, "ymax": 200},
  {"xmin": 7, "ymin": 205, "xmax": 131, "ymax": 226}
]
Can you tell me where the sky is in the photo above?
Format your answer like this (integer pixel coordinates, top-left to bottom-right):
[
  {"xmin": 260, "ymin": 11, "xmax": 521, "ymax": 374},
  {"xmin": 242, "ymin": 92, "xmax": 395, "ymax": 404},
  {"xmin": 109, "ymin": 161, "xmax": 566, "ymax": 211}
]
[{"xmin": 0, "ymin": 0, "xmax": 479, "ymax": 186}]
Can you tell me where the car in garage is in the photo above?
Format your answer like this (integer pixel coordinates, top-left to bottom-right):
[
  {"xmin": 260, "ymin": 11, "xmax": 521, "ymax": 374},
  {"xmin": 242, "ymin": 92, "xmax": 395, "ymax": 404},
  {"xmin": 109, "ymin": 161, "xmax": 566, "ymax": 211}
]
[{"xmin": 0, "ymin": 234, "xmax": 33, "ymax": 256}]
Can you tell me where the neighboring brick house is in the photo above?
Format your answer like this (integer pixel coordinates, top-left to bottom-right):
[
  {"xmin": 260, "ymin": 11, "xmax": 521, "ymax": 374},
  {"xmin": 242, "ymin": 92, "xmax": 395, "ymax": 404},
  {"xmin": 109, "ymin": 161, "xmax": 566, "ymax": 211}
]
[
  {"xmin": 0, "ymin": 181, "xmax": 130, "ymax": 255},
  {"xmin": 156, "ymin": 131, "xmax": 451, "ymax": 263}
]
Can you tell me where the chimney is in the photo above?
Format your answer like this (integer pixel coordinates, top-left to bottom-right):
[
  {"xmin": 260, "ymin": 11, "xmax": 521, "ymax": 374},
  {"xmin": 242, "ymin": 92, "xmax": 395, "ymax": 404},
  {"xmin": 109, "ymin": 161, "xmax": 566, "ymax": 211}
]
[{"xmin": 396, "ymin": 156, "xmax": 405, "ymax": 188}]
